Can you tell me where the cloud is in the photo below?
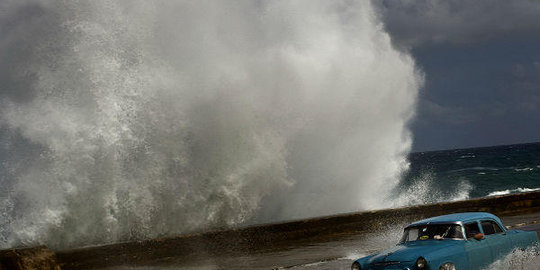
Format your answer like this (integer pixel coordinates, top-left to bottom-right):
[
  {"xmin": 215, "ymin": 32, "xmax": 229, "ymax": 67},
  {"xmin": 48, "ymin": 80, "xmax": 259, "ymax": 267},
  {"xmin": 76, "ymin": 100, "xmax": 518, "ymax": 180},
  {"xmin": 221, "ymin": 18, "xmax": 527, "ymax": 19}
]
[
  {"xmin": 374, "ymin": 0, "xmax": 540, "ymax": 48},
  {"xmin": 506, "ymin": 62, "xmax": 540, "ymax": 112},
  {"xmin": 420, "ymin": 100, "xmax": 481, "ymax": 125},
  {"xmin": 372, "ymin": 0, "xmax": 540, "ymax": 151}
]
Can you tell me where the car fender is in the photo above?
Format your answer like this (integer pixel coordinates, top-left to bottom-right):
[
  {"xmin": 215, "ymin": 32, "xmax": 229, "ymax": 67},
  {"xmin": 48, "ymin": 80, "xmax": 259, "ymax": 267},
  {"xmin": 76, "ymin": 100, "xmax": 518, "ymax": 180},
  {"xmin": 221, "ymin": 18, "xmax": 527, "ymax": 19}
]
[
  {"xmin": 354, "ymin": 254, "xmax": 376, "ymax": 269},
  {"xmin": 507, "ymin": 230, "xmax": 539, "ymax": 250},
  {"xmin": 422, "ymin": 243, "xmax": 468, "ymax": 270}
]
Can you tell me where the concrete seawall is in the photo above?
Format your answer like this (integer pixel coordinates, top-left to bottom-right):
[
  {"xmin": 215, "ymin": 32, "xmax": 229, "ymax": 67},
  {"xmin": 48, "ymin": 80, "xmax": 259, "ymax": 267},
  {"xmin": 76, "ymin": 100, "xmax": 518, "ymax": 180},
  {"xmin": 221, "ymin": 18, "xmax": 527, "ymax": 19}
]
[{"xmin": 1, "ymin": 191, "xmax": 539, "ymax": 270}]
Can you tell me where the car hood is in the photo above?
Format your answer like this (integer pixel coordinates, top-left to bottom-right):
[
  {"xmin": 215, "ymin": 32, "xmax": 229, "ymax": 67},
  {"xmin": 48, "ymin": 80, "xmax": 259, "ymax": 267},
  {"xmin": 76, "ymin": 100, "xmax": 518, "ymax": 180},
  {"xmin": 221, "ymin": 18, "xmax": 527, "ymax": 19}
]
[{"xmin": 368, "ymin": 240, "xmax": 462, "ymax": 264}]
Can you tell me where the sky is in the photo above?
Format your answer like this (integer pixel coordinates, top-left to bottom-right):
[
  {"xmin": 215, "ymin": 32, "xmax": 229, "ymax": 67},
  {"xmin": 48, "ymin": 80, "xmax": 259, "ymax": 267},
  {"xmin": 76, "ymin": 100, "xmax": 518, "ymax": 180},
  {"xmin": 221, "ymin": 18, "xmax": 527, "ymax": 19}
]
[{"xmin": 375, "ymin": 0, "xmax": 540, "ymax": 152}]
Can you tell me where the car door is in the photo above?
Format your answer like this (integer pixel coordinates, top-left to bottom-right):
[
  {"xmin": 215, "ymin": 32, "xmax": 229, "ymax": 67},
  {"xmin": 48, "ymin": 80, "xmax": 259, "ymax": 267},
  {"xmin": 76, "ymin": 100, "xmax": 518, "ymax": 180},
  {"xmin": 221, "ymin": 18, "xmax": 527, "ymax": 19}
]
[
  {"xmin": 481, "ymin": 220, "xmax": 512, "ymax": 260},
  {"xmin": 463, "ymin": 221, "xmax": 493, "ymax": 269}
]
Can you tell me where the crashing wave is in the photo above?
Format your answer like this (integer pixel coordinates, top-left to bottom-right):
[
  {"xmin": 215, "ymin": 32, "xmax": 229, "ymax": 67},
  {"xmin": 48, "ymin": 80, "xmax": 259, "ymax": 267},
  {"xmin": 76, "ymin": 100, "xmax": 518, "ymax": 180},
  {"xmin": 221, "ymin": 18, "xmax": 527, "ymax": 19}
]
[
  {"xmin": 0, "ymin": 0, "xmax": 421, "ymax": 249},
  {"xmin": 391, "ymin": 171, "xmax": 473, "ymax": 207}
]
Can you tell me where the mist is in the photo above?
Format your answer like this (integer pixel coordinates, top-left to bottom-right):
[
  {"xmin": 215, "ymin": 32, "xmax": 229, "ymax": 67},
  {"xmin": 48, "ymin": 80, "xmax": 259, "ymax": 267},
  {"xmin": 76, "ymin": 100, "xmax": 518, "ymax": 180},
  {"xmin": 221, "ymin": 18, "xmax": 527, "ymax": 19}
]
[{"xmin": 0, "ymin": 0, "xmax": 421, "ymax": 249}]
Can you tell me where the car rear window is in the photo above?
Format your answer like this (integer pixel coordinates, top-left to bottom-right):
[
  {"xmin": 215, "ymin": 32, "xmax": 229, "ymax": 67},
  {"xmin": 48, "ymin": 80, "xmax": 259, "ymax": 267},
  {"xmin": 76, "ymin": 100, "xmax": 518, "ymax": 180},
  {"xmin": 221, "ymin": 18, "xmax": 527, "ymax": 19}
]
[{"xmin": 481, "ymin": 220, "xmax": 504, "ymax": 235}]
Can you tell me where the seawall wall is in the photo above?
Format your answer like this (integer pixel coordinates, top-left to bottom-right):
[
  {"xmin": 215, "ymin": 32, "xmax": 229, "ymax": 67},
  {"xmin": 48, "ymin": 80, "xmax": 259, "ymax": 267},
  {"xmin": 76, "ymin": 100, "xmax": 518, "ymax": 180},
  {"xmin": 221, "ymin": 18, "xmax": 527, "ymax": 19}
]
[{"xmin": 1, "ymin": 191, "xmax": 539, "ymax": 270}]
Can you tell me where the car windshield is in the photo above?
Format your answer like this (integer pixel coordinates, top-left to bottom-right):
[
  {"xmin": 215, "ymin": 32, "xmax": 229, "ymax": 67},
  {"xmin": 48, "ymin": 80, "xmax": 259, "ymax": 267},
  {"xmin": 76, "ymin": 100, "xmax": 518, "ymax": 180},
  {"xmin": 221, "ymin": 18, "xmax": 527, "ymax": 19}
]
[{"xmin": 399, "ymin": 224, "xmax": 464, "ymax": 243}]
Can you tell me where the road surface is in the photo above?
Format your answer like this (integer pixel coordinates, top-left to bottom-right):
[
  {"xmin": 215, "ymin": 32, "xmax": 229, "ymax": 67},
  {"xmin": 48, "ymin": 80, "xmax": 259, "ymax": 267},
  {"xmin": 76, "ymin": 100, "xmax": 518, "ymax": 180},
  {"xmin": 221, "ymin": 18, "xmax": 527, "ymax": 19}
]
[{"xmin": 102, "ymin": 212, "xmax": 540, "ymax": 270}]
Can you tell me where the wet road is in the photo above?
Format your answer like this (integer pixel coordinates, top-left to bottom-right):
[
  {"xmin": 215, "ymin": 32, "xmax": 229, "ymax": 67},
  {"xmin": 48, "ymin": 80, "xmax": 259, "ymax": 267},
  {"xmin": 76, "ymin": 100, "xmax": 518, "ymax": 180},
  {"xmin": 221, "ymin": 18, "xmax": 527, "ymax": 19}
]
[{"xmin": 103, "ymin": 212, "xmax": 540, "ymax": 270}]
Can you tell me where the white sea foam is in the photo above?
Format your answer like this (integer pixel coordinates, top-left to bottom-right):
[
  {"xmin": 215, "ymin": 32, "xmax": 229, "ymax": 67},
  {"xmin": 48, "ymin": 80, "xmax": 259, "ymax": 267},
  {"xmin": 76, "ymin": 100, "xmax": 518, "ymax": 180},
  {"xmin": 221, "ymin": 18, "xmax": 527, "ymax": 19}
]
[
  {"xmin": 514, "ymin": 167, "xmax": 534, "ymax": 172},
  {"xmin": 0, "ymin": 1, "xmax": 421, "ymax": 248},
  {"xmin": 447, "ymin": 167, "xmax": 500, "ymax": 173},
  {"xmin": 487, "ymin": 188, "xmax": 540, "ymax": 197}
]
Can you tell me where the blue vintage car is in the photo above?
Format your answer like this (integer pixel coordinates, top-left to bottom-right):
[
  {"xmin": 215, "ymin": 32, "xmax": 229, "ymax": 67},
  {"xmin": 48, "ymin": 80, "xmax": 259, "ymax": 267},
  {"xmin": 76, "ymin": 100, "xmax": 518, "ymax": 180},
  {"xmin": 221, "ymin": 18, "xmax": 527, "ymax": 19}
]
[{"xmin": 351, "ymin": 212, "xmax": 538, "ymax": 270}]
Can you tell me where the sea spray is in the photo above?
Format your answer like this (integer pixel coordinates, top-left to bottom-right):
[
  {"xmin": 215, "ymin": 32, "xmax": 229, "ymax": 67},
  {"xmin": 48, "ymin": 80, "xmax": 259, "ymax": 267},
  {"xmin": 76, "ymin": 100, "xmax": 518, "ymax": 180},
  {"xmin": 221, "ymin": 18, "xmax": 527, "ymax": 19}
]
[
  {"xmin": 0, "ymin": 0, "xmax": 421, "ymax": 248},
  {"xmin": 483, "ymin": 246, "xmax": 540, "ymax": 270},
  {"xmin": 391, "ymin": 170, "xmax": 473, "ymax": 207}
]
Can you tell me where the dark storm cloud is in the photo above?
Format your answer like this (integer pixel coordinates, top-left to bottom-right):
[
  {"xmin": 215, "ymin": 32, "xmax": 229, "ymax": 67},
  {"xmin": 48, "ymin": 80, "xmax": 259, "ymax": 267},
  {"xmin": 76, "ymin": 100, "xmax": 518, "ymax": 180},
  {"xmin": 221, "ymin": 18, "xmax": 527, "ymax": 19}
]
[
  {"xmin": 374, "ymin": 0, "xmax": 540, "ymax": 49},
  {"xmin": 374, "ymin": 0, "xmax": 540, "ymax": 151},
  {"xmin": 412, "ymin": 37, "xmax": 540, "ymax": 151}
]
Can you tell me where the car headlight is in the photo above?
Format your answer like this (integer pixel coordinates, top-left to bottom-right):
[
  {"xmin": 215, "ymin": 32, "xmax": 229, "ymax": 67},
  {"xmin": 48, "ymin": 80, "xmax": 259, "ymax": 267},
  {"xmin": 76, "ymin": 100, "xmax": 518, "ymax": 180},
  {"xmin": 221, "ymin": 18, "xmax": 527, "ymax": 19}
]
[
  {"xmin": 351, "ymin": 262, "xmax": 361, "ymax": 270},
  {"xmin": 439, "ymin": 262, "xmax": 456, "ymax": 270},
  {"xmin": 416, "ymin": 257, "xmax": 427, "ymax": 269}
]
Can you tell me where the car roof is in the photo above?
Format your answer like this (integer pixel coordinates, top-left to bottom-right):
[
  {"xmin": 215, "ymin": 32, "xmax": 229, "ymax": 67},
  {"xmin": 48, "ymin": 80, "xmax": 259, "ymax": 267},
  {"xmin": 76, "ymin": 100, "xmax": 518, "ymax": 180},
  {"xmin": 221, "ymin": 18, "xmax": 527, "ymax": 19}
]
[{"xmin": 407, "ymin": 212, "xmax": 502, "ymax": 227}]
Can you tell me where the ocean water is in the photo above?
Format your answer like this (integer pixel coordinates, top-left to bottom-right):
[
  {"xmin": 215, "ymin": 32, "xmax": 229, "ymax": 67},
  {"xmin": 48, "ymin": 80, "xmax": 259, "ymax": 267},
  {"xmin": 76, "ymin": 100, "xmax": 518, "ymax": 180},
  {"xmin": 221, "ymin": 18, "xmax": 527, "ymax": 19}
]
[{"xmin": 396, "ymin": 142, "xmax": 540, "ymax": 205}]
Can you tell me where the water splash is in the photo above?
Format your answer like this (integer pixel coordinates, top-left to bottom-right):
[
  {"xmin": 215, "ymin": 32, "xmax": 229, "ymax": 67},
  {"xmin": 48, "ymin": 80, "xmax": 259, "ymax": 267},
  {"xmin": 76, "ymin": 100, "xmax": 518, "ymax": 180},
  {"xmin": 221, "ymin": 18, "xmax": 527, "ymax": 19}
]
[
  {"xmin": 0, "ymin": 0, "xmax": 421, "ymax": 248},
  {"xmin": 391, "ymin": 171, "xmax": 473, "ymax": 207},
  {"xmin": 484, "ymin": 246, "xmax": 540, "ymax": 270}
]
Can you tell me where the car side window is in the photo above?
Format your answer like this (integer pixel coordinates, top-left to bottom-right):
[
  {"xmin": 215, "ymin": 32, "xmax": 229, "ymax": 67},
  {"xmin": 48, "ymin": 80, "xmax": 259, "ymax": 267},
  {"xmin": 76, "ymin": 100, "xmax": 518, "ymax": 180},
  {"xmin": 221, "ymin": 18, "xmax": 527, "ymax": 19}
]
[
  {"xmin": 481, "ymin": 221, "xmax": 495, "ymax": 235},
  {"xmin": 480, "ymin": 220, "xmax": 503, "ymax": 235},
  {"xmin": 492, "ymin": 222, "xmax": 504, "ymax": 233},
  {"xmin": 465, "ymin": 222, "xmax": 481, "ymax": 238}
]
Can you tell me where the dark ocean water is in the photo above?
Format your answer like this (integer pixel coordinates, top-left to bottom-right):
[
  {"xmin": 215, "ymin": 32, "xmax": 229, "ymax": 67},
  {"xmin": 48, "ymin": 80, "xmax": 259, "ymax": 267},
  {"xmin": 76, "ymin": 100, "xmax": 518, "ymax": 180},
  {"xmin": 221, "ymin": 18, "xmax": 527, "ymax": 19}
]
[{"xmin": 400, "ymin": 142, "xmax": 540, "ymax": 202}]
